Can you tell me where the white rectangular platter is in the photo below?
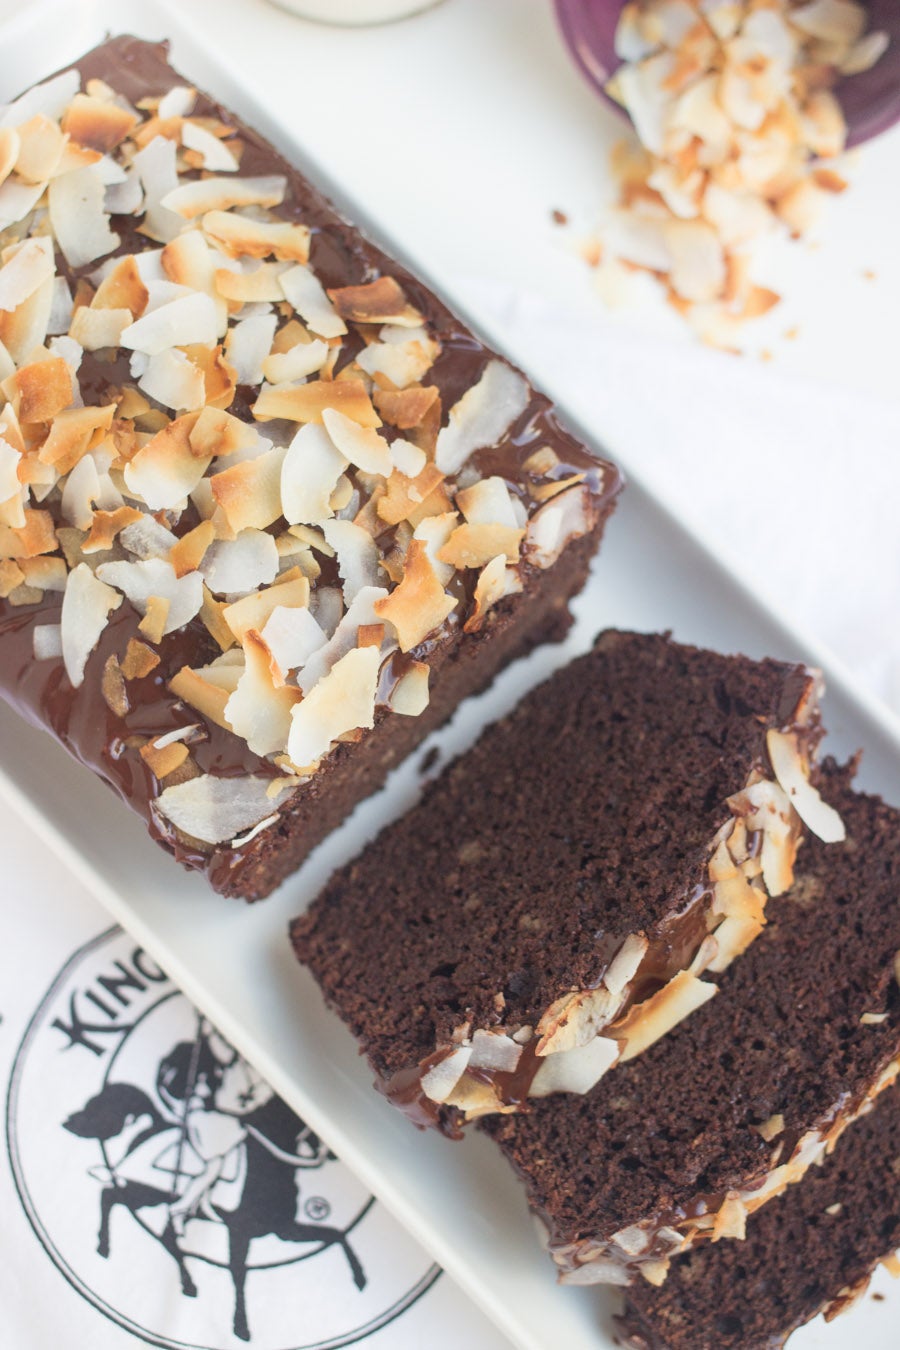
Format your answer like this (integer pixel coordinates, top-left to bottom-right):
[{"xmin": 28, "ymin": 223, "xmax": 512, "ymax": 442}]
[{"xmin": 1, "ymin": 3, "xmax": 899, "ymax": 1348}]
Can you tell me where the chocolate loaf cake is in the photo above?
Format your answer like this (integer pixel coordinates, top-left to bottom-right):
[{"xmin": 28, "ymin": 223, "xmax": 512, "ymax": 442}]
[
  {"xmin": 620, "ymin": 1083, "xmax": 900, "ymax": 1349},
  {"xmin": 0, "ymin": 38, "xmax": 620, "ymax": 900},
  {"xmin": 483, "ymin": 768, "xmax": 900, "ymax": 1287},
  {"xmin": 291, "ymin": 630, "xmax": 844, "ymax": 1135}
]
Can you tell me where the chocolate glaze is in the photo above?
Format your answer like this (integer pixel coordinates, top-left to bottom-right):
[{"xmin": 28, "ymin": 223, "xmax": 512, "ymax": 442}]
[{"xmin": 0, "ymin": 37, "xmax": 621, "ymax": 892}]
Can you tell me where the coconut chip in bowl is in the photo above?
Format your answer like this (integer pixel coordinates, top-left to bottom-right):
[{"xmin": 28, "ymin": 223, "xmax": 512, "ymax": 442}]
[{"xmin": 579, "ymin": 0, "xmax": 891, "ymax": 348}]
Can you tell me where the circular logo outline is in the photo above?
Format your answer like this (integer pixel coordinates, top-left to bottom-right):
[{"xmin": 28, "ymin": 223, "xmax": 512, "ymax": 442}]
[{"xmin": 6, "ymin": 925, "xmax": 440, "ymax": 1350}]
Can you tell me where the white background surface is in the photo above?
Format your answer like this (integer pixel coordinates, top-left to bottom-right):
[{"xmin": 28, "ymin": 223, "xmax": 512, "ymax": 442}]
[{"xmin": 0, "ymin": 1, "xmax": 898, "ymax": 1347}]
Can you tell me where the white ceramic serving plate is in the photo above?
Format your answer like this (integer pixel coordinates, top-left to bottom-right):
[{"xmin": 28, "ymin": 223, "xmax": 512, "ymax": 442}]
[{"xmin": 1, "ymin": 3, "xmax": 899, "ymax": 1347}]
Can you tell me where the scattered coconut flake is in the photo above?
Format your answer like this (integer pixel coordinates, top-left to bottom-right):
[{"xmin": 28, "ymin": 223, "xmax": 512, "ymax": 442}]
[
  {"xmin": 120, "ymin": 290, "xmax": 218, "ymax": 354},
  {"xmin": 374, "ymin": 540, "xmax": 456, "ymax": 652},
  {"xmin": 60, "ymin": 562, "xmax": 123, "ymax": 687},
  {"xmin": 224, "ymin": 630, "xmax": 302, "ymax": 755},
  {"xmin": 766, "ymin": 729, "xmax": 846, "ymax": 843},
  {"xmin": 356, "ymin": 332, "xmax": 437, "ymax": 386},
  {"xmin": 33, "ymin": 623, "xmax": 62, "ymax": 660},
  {"xmin": 321, "ymin": 407, "xmax": 392, "ymax": 477},
  {"xmin": 435, "ymin": 360, "xmax": 528, "ymax": 475},
  {"xmin": 225, "ymin": 312, "xmax": 278, "ymax": 385},
  {"xmin": 132, "ymin": 136, "xmax": 183, "ymax": 242},
  {"xmin": 96, "ymin": 558, "xmax": 203, "ymax": 635},
  {"xmin": 420, "ymin": 1046, "xmax": 472, "ymax": 1104},
  {"xmin": 155, "ymin": 772, "xmax": 289, "ymax": 846},
  {"xmin": 391, "ymin": 660, "xmax": 430, "ymax": 716},
  {"xmin": 181, "ymin": 121, "xmax": 239, "ymax": 172},
  {"xmin": 120, "ymin": 514, "xmax": 179, "ymax": 560},
  {"xmin": 199, "ymin": 528, "xmax": 280, "ymax": 595},
  {"xmin": 48, "ymin": 163, "xmax": 120, "ymax": 268},
  {"xmin": 161, "ymin": 175, "xmax": 287, "ymax": 219},
  {"xmin": 0, "ymin": 70, "xmax": 80, "ymax": 129},
  {"xmin": 202, "ymin": 210, "xmax": 311, "ymax": 263},
  {"xmin": 287, "ymin": 644, "xmax": 380, "ymax": 769},
  {"xmin": 327, "ymin": 276, "xmax": 423, "ymax": 328},
  {"xmin": 525, "ymin": 484, "xmax": 594, "ymax": 568},
  {"xmin": 69, "ymin": 304, "xmax": 132, "ymax": 352},
  {"xmin": 262, "ymin": 337, "xmax": 329, "ymax": 384},
  {"xmin": 0, "ymin": 237, "xmax": 54, "ymax": 312},
  {"xmin": 279, "ymin": 264, "xmax": 347, "ymax": 339},
  {"xmin": 281, "ymin": 422, "xmax": 348, "ymax": 525},
  {"xmin": 261, "ymin": 603, "xmax": 327, "ymax": 674},
  {"xmin": 530, "ymin": 1036, "xmax": 620, "ymax": 1097},
  {"xmin": 322, "ymin": 518, "xmax": 381, "ymax": 604},
  {"xmin": 616, "ymin": 971, "xmax": 717, "ymax": 1063}
]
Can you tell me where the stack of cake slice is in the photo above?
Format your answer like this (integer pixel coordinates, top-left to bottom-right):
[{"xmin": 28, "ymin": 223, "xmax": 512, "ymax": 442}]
[{"xmin": 293, "ymin": 630, "xmax": 900, "ymax": 1346}]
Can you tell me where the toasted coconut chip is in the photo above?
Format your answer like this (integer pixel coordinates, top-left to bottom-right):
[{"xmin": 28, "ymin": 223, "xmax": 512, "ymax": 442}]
[
  {"xmin": 137, "ymin": 347, "xmax": 206, "ymax": 411},
  {"xmin": 0, "ymin": 272, "xmax": 54, "ymax": 365},
  {"xmin": 224, "ymin": 312, "xmax": 277, "ymax": 385},
  {"xmin": 155, "ymin": 772, "xmax": 290, "ymax": 846},
  {"xmin": 225, "ymin": 629, "xmax": 302, "ymax": 755},
  {"xmin": 189, "ymin": 405, "xmax": 256, "ymax": 460},
  {"xmin": 69, "ymin": 304, "xmax": 132, "ymax": 351},
  {"xmin": 287, "ymin": 643, "xmax": 380, "ymax": 769},
  {"xmin": 169, "ymin": 665, "xmax": 232, "ymax": 728},
  {"xmin": 321, "ymin": 406, "xmax": 391, "ymax": 476},
  {"xmin": 92, "ymin": 255, "xmax": 149, "ymax": 318},
  {"xmin": 0, "ymin": 557, "xmax": 23, "ymax": 595},
  {"xmin": 841, "ymin": 28, "xmax": 890, "ymax": 74},
  {"xmin": 297, "ymin": 585, "xmax": 386, "ymax": 693},
  {"xmin": 438, "ymin": 522, "xmax": 523, "ymax": 570},
  {"xmin": 123, "ymin": 413, "xmax": 210, "ymax": 511},
  {"xmin": 215, "ymin": 262, "xmax": 288, "ymax": 305},
  {"xmin": 202, "ymin": 210, "xmax": 310, "ymax": 263},
  {"xmin": 375, "ymin": 385, "xmax": 439, "ymax": 432},
  {"xmin": 603, "ymin": 934, "xmax": 650, "ymax": 996},
  {"xmin": 139, "ymin": 595, "xmax": 170, "ymax": 644},
  {"xmin": 468, "ymin": 1030, "xmax": 523, "ymax": 1074},
  {"xmin": 209, "ymin": 444, "xmax": 287, "ymax": 532},
  {"xmin": 435, "ymin": 360, "xmax": 529, "ymax": 475},
  {"xmin": 525, "ymin": 483, "xmax": 595, "ymax": 568},
  {"xmin": 253, "ymin": 376, "xmax": 378, "ymax": 427},
  {"xmin": 374, "ymin": 539, "xmax": 455, "ymax": 652},
  {"xmin": 616, "ymin": 971, "xmax": 717, "ymax": 1063},
  {"xmin": 357, "ymin": 333, "xmax": 438, "ymax": 388},
  {"xmin": 132, "ymin": 136, "xmax": 183, "ymax": 243},
  {"xmin": 181, "ymin": 121, "xmax": 239, "ymax": 172},
  {"xmin": 735, "ymin": 778, "xmax": 798, "ymax": 896},
  {"xmin": 96, "ymin": 557, "xmax": 203, "ymax": 635},
  {"xmin": 2, "ymin": 507, "xmax": 57, "ymax": 559},
  {"xmin": 0, "ymin": 436, "xmax": 20, "ymax": 502},
  {"xmin": 140, "ymin": 737, "xmax": 189, "ymax": 780},
  {"xmin": 790, "ymin": 0, "xmax": 866, "ymax": 43},
  {"xmin": 60, "ymin": 562, "xmax": 123, "ymax": 688},
  {"xmin": 280, "ymin": 422, "xmax": 348, "ymax": 525},
  {"xmin": 62, "ymin": 94, "xmax": 137, "ymax": 152},
  {"xmin": 47, "ymin": 277, "xmax": 74, "ymax": 338},
  {"xmin": 0, "ymin": 126, "xmax": 18, "ymax": 187},
  {"xmin": 157, "ymin": 85, "xmax": 196, "ymax": 118},
  {"xmin": 663, "ymin": 218, "xmax": 726, "ymax": 302},
  {"xmin": 262, "ymin": 337, "xmax": 329, "ymax": 384},
  {"xmin": 278, "ymin": 264, "xmax": 347, "ymax": 339},
  {"xmin": 33, "ymin": 622, "xmax": 62, "ymax": 660},
  {"xmin": 168, "ymin": 519, "xmax": 215, "ymax": 578},
  {"xmin": 59, "ymin": 454, "xmax": 100, "ymax": 530},
  {"xmin": 261, "ymin": 603, "xmax": 326, "ymax": 675},
  {"xmin": 377, "ymin": 463, "xmax": 446, "ymax": 528},
  {"xmin": 120, "ymin": 514, "xmax": 179, "ymax": 559},
  {"xmin": 766, "ymin": 729, "xmax": 845, "ymax": 842},
  {"xmin": 13, "ymin": 113, "xmax": 66, "ymax": 182},
  {"xmin": 3, "ymin": 353, "xmax": 72, "ymax": 422},
  {"xmin": 222, "ymin": 575, "xmax": 310, "ymax": 642},
  {"xmin": 47, "ymin": 164, "xmax": 120, "ymax": 268},
  {"xmin": 464, "ymin": 554, "xmax": 522, "ymax": 634},
  {"xmin": 161, "ymin": 175, "xmax": 286, "ymax": 219},
  {"xmin": 0, "ymin": 69, "xmax": 80, "ymax": 128},
  {"xmin": 537, "ymin": 987, "xmax": 619, "ymax": 1057},
  {"xmin": 322, "ymin": 517, "xmax": 381, "ymax": 604},
  {"xmin": 82, "ymin": 505, "xmax": 144, "ymax": 553},
  {"xmin": 120, "ymin": 638, "xmax": 161, "ymax": 680},
  {"xmin": 456, "ymin": 475, "xmax": 519, "ymax": 528},
  {"xmin": 199, "ymin": 528, "xmax": 279, "ymax": 596},
  {"xmin": 0, "ymin": 178, "xmax": 47, "ymax": 234},
  {"xmin": 390, "ymin": 659, "xmax": 430, "ymax": 715},
  {"xmin": 327, "ymin": 276, "xmax": 423, "ymax": 328},
  {"xmin": 420, "ymin": 1046, "xmax": 472, "ymax": 1104},
  {"xmin": 120, "ymin": 290, "xmax": 218, "ymax": 355},
  {"xmin": 0, "ymin": 237, "xmax": 54, "ymax": 313},
  {"xmin": 388, "ymin": 438, "xmax": 426, "ymax": 480},
  {"xmin": 530, "ymin": 1036, "xmax": 620, "ymax": 1098}
]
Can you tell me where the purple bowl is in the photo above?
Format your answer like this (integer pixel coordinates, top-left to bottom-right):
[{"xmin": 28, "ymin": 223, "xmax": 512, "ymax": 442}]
[{"xmin": 554, "ymin": 0, "xmax": 900, "ymax": 147}]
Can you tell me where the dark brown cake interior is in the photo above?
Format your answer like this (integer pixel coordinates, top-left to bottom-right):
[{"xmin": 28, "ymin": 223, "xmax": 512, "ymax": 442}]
[
  {"xmin": 620, "ymin": 1083, "xmax": 900, "ymax": 1350},
  {"xmin": 292, "ymin": 630, "xmax": 814, "ymax": 1089},
  {"xmin": 482, "ymin": 768, "xmax": 900, "ymax": 1251}
]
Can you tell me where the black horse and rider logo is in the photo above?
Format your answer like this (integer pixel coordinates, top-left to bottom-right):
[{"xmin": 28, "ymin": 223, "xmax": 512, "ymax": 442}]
[{"xmin": 7, "ymin": 927, "xmax": 439, "ymax": 1350}]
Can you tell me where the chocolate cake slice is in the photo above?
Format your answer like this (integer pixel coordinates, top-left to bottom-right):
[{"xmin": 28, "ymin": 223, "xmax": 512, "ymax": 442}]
[
  {"xmin": 0, "ymin": 38, "xmax": 620, "ymax": 900},
  {"xmin": 619, "ymin": 1083, "xmax": 900, "ymax": 1349},
  {"xmin": 291, "ymin": 630, "xmax": 844, "ymax": 1135},
  {"xmin": 483, "ymin": 769, "xmax": 900, "ymax": 1287}
]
